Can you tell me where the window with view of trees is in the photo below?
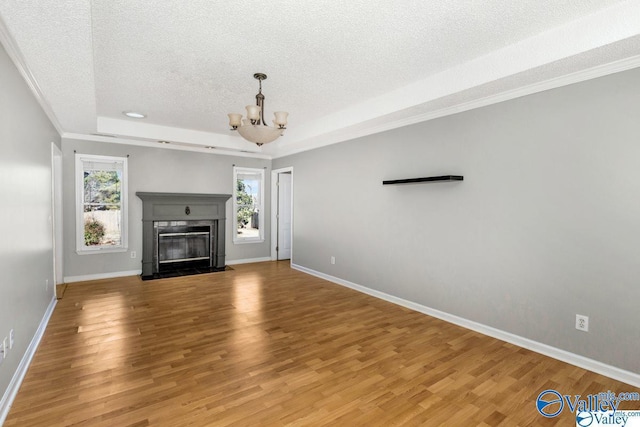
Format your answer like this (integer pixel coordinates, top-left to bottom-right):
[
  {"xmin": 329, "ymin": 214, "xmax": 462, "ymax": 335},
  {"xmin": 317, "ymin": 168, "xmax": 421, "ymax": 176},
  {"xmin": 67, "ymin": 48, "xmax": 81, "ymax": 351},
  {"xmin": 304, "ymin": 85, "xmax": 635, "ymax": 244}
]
[
  {"xmin": 233, "ymin": 167, "xmax": 264, "ymax": 243},
  {"xmin": 76, "ymin": 154, "xmax": 128, "ymax": 253}
]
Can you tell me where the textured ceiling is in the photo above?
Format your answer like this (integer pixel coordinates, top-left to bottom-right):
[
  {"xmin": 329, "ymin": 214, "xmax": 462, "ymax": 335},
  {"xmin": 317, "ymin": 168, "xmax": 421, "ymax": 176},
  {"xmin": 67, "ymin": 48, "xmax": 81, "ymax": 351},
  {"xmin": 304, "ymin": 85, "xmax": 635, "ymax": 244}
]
[{"xmin": 1, "ymin": 0, "xmax": 639, "ymax": 158}]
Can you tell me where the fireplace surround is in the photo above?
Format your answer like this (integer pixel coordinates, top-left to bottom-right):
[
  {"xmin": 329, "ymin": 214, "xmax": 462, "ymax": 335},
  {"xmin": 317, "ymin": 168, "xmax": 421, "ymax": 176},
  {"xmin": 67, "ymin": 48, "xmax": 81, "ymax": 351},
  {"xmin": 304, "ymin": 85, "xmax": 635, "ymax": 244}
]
[{"xmin": 137, "ymin": 192, "xmax": 231, "ymax": 279}]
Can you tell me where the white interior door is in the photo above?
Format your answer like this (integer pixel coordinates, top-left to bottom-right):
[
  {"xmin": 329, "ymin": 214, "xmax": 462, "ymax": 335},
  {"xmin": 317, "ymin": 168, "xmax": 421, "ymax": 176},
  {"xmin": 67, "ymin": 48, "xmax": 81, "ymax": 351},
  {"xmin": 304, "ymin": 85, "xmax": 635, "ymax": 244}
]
[{"xmin": 277, "ymin": 172, "xmax": 292, "ymax": 260}]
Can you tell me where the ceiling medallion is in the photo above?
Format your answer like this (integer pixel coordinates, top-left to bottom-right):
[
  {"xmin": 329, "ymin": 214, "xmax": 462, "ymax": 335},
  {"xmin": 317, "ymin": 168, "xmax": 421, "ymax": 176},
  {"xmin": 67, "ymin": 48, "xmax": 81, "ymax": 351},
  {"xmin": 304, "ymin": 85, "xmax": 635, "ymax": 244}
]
[{"xmin": 228, "ymin": 73, "xmax": 288, "ymax": 146}]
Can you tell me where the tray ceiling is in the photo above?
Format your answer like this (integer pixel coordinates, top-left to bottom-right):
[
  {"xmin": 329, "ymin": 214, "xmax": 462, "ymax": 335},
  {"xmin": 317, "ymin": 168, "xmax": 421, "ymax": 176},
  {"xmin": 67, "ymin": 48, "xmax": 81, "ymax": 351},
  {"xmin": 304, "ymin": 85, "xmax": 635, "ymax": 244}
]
[{"xmin": 1, "ymin": 1, "xmax": 639, "ymax": 158}]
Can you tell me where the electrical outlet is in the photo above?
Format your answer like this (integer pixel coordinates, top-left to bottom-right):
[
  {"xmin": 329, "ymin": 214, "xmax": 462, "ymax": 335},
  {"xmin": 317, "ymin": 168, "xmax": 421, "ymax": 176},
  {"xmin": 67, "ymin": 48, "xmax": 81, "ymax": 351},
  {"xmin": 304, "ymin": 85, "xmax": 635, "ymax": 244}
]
[
  {"xmin": 131, "ymin": 251, "xmax": 137, "ymax": 259},
  {"xmin": 1, "ymin": 337, "xmax": 7, "ymax": 359},
  {"xmin": 9, "ymin": 329, "xmax": 14, "ymax": 349},
  {"xmin": 330, "ymin": 256, "xmax": 336, "ymax": 265},
  {"xmin": 576, "ymin": 314, "xmax": 589, "ymax": 332}
]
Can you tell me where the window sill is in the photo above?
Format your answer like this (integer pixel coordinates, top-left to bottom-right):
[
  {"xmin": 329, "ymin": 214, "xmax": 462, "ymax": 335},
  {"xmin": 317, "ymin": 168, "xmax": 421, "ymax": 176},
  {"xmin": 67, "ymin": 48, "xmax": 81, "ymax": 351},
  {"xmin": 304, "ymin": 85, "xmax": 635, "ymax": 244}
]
[
  {"xmin": 77, "ymin": 247, "xmax": 128, "ymax": 255},
  {"xmin": 233, "ymin": 238, "xmax": 265, "ymax": 245}
]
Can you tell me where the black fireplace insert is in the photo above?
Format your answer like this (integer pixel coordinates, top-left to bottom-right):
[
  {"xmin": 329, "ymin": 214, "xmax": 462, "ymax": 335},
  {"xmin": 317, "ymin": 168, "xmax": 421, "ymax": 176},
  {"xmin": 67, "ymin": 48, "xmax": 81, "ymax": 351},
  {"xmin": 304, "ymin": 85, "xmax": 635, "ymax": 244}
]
[{"xmin": 137, "ymin": 192, "xmax": 231, "ymax": 280}]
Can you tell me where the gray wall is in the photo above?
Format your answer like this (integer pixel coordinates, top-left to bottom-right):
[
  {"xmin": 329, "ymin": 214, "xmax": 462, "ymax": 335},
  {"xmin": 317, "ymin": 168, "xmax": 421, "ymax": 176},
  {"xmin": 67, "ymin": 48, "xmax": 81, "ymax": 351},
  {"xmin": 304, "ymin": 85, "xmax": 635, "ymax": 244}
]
[
  {"xmin": 0, "ymin": 43, "xmax": 60, "ymax": 400},
  {"xmin": 274, "ymin": 67, "xmax": 640, "ymax": 373},
  {"xmin": 62, "ymin": 139, "xmax": 271, "ymax": 279}
]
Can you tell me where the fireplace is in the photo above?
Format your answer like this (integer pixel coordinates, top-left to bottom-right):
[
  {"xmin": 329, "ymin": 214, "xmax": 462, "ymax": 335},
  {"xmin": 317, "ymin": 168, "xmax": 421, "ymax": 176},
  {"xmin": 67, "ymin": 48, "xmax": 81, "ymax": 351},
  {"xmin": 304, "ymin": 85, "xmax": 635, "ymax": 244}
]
[
  {"xmin": 137, "ymin": 192, "xmax": 231, "ymax": 279},
  {"xmin": 155, "ymin": 220, "xmax": 215, "ymax": 271}
]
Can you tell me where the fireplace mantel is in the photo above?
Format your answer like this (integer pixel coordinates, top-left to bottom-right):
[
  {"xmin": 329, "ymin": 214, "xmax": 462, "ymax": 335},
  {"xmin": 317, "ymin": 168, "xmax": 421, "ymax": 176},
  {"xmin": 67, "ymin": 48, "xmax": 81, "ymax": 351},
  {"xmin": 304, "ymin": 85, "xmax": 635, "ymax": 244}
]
[{"xmin": 136, "ymin": 192, "xmax": 231, "ymax": 278}]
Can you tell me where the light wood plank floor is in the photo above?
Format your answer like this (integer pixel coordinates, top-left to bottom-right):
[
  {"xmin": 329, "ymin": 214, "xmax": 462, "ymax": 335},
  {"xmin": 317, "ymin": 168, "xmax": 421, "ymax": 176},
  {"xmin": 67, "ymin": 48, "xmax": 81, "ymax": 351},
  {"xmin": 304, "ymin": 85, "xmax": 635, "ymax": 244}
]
[{"xmin": 5, "ymin": 262, "xmax": 638, "ymax": 426}]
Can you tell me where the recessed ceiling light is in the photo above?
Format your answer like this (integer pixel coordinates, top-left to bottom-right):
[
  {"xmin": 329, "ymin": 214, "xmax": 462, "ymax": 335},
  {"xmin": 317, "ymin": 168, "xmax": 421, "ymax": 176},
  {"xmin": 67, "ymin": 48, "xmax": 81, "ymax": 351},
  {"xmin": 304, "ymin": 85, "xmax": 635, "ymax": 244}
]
[
  {"xmin": 158, "ymin": 140, "xmax": 170, "ymax": 144},
  {"xmin": 205, "ymin": 146, "xmax": 216, "ymax": 149},
  {"xmin": 123, "ymin": 111, "xmax": 146, "ymax": 119}
]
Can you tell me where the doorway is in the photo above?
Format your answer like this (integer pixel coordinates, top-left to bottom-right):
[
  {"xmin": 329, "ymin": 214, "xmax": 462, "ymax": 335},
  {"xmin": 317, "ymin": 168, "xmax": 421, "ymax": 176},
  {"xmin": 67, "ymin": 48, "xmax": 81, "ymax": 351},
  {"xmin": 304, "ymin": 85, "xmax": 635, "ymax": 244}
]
[{"xmin": 271, "ymin": 167, "xmax": 293, "ymax": 261}]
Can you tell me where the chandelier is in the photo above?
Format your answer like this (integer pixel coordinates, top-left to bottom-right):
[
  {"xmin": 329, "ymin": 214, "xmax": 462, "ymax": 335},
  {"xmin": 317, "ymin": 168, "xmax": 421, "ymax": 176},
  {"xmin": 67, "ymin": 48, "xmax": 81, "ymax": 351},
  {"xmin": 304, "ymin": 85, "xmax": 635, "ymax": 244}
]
[{"xmin": 228, "ymin": 73, "xmax": 288, "ymax": 146}]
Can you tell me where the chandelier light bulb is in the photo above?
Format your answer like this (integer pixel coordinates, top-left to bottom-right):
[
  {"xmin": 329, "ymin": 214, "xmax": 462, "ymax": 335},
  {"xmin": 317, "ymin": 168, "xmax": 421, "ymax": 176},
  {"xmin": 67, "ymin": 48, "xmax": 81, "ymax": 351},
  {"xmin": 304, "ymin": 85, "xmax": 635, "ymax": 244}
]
[
  {"xmin": 273, "ymin": 111, "xmax": 288, "ymax": 128},
  {"xmin": 246, "ymin": 105, "xmax": 261, "ymax": 121},
  {"xmin": 227, "ymin": 113, "xmax": 242, "ymax": 129}
]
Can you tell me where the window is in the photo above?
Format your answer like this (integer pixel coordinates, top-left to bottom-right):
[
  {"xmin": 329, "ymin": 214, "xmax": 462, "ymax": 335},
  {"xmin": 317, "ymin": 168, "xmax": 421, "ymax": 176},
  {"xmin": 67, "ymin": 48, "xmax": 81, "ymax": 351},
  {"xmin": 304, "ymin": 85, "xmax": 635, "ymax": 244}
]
[
  {"xmin": 76, "ymin": 154, "xmax": 128, "ymax": 253},
  {"xmin": 233, "ymin": 167, "xmax": 264, "ymax": 243}
]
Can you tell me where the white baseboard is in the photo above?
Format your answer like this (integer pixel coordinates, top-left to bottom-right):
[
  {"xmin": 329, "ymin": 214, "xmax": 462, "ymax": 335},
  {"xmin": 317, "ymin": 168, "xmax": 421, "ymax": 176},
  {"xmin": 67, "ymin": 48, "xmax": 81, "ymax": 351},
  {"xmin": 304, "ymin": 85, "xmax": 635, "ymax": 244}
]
[
  {"xmin": 64, "ymin": 269, "xmax": 142, "ymax": 283},
  {"xmin": 291, "ymin": 263, "xmax": 640, "ymax": 388},
  {"xmin": 0, "ymin": 295, "xmax": 57, "ymax": 425},
  {"xmin": 226, "ymin": 257, "xmax": 272, "ymax": 266}
]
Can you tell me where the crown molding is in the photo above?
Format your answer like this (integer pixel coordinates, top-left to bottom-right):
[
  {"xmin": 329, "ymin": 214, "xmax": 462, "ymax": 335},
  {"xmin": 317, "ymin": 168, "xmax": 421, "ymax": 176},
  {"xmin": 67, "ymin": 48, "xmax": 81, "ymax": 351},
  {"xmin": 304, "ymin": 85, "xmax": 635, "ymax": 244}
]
[
  {"xmin": 62, "ymin": 132, "xmax": 272, "ymax": 159},
  {"xmin": 0, "ymin": 15, "xmax": 64, "ymax": 135}
]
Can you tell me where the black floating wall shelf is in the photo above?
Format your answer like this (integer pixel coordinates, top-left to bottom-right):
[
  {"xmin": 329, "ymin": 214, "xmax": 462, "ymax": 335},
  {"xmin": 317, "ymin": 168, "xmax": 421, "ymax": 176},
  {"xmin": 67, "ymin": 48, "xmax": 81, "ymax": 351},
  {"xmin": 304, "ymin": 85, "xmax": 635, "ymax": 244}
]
[{"xmin": 382, "ymin": 175, "xmax": 464, "ymax": 185}]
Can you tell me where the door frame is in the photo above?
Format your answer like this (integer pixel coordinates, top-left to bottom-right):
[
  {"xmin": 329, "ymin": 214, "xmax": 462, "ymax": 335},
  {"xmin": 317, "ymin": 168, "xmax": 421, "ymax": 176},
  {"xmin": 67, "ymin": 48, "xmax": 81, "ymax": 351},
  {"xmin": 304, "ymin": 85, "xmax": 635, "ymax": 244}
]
[
  {"xmin": 270, "ymin": 167, "xmax": 294, "ymax": 261},
  {"xmin": 51, "ymin": 142, "xmax": 64, "ymax": 289}
]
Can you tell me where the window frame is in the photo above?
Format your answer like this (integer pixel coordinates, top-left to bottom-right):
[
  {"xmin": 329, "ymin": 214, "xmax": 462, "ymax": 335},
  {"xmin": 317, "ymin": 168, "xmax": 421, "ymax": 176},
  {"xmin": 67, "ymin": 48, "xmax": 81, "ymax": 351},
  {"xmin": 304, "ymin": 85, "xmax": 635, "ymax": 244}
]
[
  {"xmin": 75, "ymin": 153, "xmax": 128, "ymax": 254},
  {"xmin": 233, "ymin": 166, "xmax": 265, "ymax": 244}
]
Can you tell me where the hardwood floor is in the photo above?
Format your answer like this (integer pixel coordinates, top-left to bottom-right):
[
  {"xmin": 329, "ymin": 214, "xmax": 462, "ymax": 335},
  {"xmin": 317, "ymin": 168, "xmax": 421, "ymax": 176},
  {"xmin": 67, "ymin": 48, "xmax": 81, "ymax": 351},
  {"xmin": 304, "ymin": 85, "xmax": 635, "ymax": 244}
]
[{"xmin": 5, "ymin": 262, "xmax": 638, "ymax": 426}]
